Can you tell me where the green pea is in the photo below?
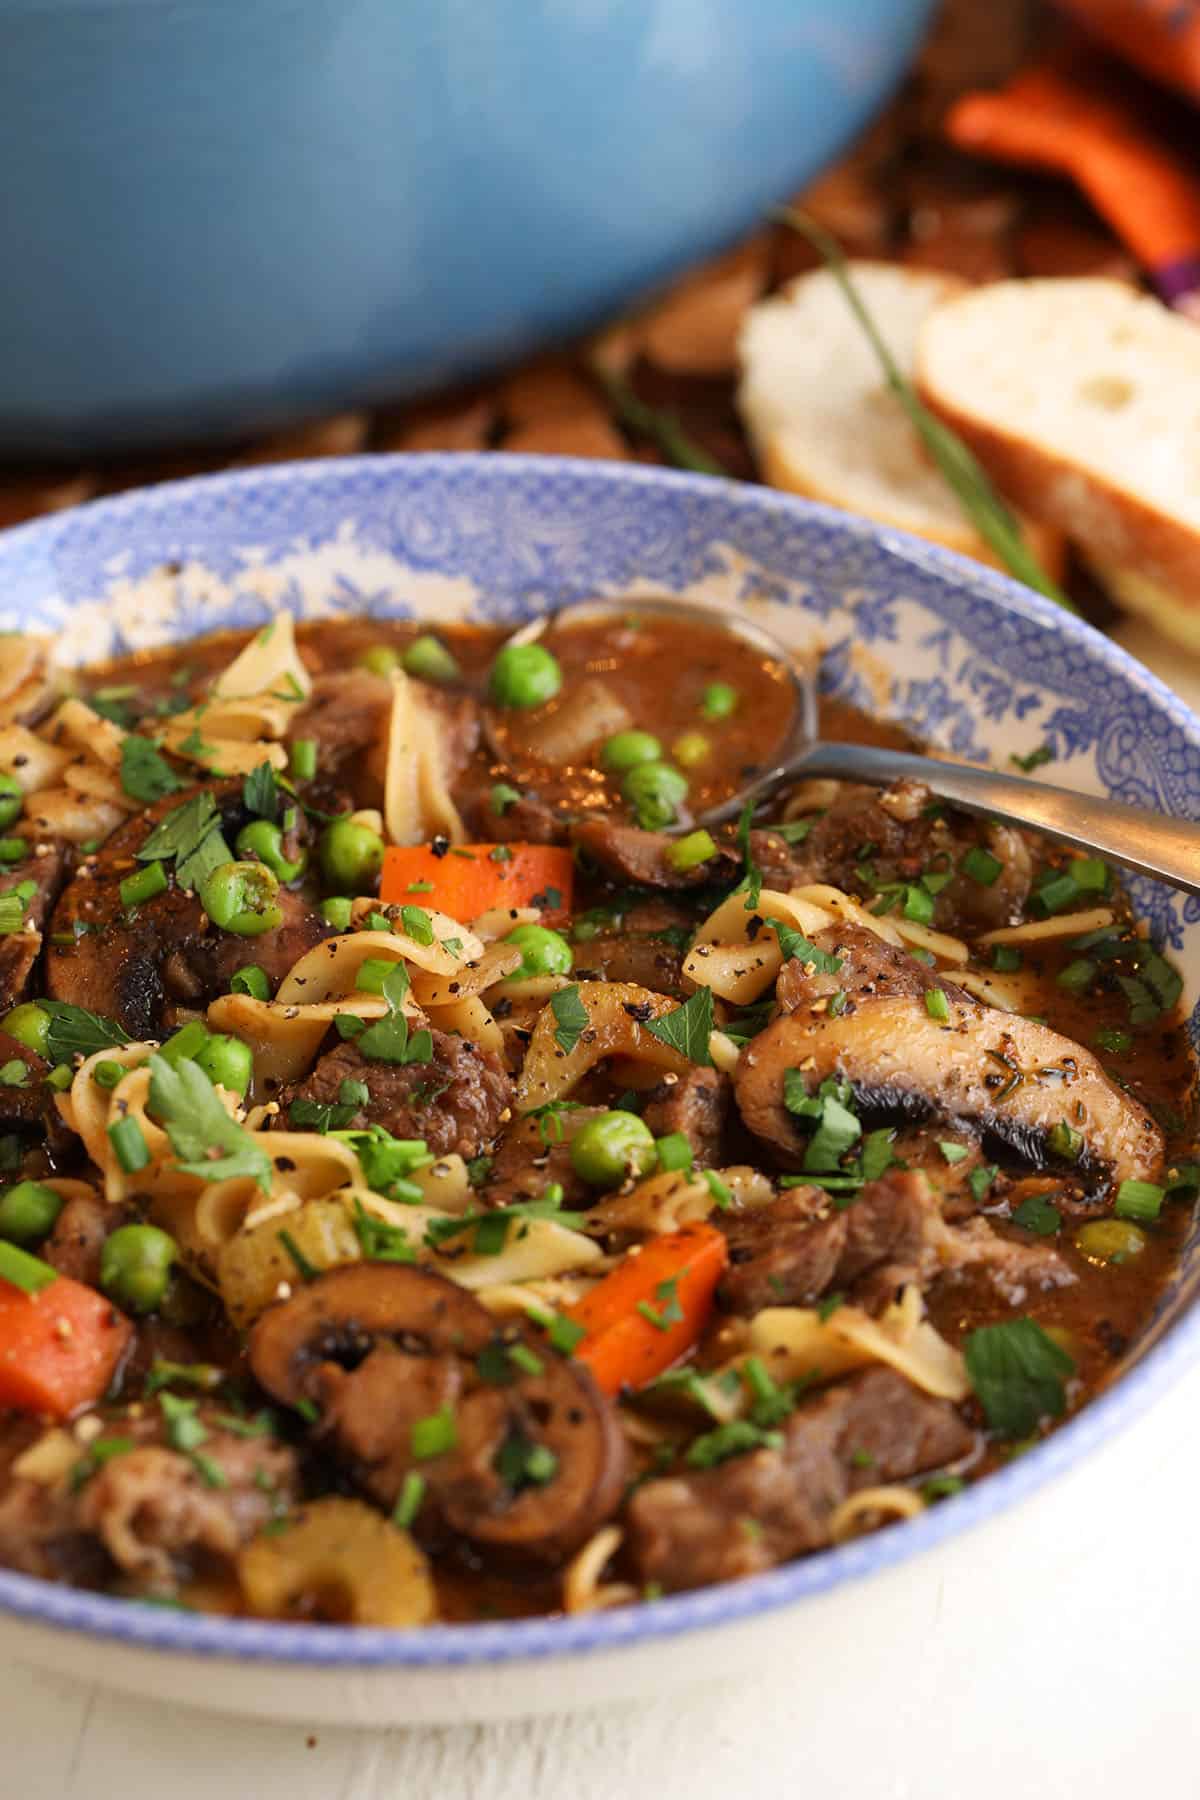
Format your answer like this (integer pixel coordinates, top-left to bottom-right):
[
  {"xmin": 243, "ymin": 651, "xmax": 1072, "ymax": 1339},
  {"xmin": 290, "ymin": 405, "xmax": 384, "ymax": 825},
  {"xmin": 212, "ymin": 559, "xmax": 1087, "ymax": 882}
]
[
  {"xmin": 194, "ymin": 1033, "xmax": 254, "ymax": 1097},
  {"xmin": 672, "ymin": 731, "xmax": 711, "ymax": 769},
  {"xmin": 569, "ymin": 1112, "xmax": 658, "ymax": 1190},
  {"xmin": 236, "ymin": 819, "xmax": 306, "ymax": 884},
  {"xmin": 0, "ymin": 775, "xmax": 23, "ymax": 831},
  {"xmin": 502, "ymin": 924, "xmax": 573, "ymax": 980},
  {"xmin": 0, "ymin": 1181, "xmax": 63, "ymax": 1245},
  {"xmin": 100, "ymin": 1223, "xmax": 179, "ymax": 1314},
  {"xmin": 198, "ymin": 860, "xmax": 284, "ymax": 937},
  {"xmin": 358, "ymin": 645, "xmax": 401, "ymax": 677},
  {"xmin": 700, "ymin": 682, "xmax": 738, "ymax": 721},
  {"xmin": 600, "ymin": 731, "xmax": 662, "ymax": 775},
  {"xmin": 487, "ymin": 643, "xmax": 562, "ymax": 711},
  {"xmin": 319, "ymin": 818, "xmax": 385, "ymax": 894},
  {"xmin": 1074, "ymin": 1219, "xmax": 1147, "ymax": 1266},
  {"xmin": 402, "ymin": 635, "xmax": 462, "ymax": 685},
  {"xmin": 621, "ymin": 761, "xmax": 688, "ymax": 830},
  {"xmin": 2, "ymin": 1002, "xmax": 49, "ymax": 1058}
]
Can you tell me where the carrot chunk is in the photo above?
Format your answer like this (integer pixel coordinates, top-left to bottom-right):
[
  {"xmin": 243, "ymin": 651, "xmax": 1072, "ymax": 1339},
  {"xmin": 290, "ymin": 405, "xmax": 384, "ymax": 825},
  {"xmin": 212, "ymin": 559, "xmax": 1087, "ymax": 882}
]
[
  {"xmin": 0, "ymin": 1275, "xmax": 133, "ymax": 1419},
  {"xmin": 564, "ymin": 1223, "xmax": 728, "ymax": 1396},
  {"xmin": 380, "ymin": 844, "xmax": 574, "ymax": 922}
]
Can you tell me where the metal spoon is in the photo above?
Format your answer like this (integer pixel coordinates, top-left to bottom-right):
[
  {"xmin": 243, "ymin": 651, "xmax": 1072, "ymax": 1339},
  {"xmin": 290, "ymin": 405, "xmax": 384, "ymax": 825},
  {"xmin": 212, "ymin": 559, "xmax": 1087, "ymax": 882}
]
[{"xmin": 507, "ymin": 597, "xmax": 1200, "ymax": 899}]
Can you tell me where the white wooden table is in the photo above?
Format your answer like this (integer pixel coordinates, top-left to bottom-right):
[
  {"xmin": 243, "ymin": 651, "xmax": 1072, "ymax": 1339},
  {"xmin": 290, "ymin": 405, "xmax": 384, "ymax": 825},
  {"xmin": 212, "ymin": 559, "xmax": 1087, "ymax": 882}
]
[{"xmin": 8, "ymin": 621, "xmax": 1200, "ymax": 1800}]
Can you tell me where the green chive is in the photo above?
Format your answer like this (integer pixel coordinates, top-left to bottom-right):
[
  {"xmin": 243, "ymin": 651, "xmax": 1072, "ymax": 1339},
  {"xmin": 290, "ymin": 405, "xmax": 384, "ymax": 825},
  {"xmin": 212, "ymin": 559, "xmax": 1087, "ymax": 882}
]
[
  {"xmin": 45, "ymin": 1062, "xmax": 73, "ymax": 1091},
  {"xmin": 411, "ymin": 1406, "xmax": 457, "ymax": 1460},
  {"xmin": 902, "ymin": 883, "xmax": 935, "ymax": 924},
  {"xmin": 290, "ymin": 739, "xmax": 317, "ymax": 781},
  {"xmin": 961, "ymin": 846, "xmax": 1002, "ymax": 886},
  {"xmin": 230, "ymin": 964, "xmax": 270, "ymax": 1001},
  {"xmin": 277, "ymin": 1229, "xmax": 318, "ymax": 1281},
  {"xmin": 664, "ymin": 829, "xmax": 717, "ymax": 873},
  {"xmin": 1056, "ymin": 958, "xmax": 1095, "ymax": 994},
  {"xmin": 655, "ymin": 1131, "xmax": 694, "ymax": 1174},
  {"xmin": 0, "ymin": 1239, "xmax": 57, "ymax": 1293},
  {"xmin": 0, "ymin": 896, "xmax": 25, "ymax": 935},
  {"xmin": 992, "ymin": 945, "xmax": 1022, "ymax": 973},
  {"xmin": 507, "ymin": 1342, "xmax": 543, "ymax": 1377},
  {"xmin": 108, "ymin": 1116, "xmax": 149, "ymax": 1173},
  {"xmin": 1071, "ymin": 858, "xmax": 1108, "ymax": 893},
  {"xmin": 119, "ymin": 860, "xmax": 168, "ymax": 910},
  {"xmin": 392, "ymin": 1471, "xmax": 426, "ymax": 1530},
  {"xmin": 1035, "ymin": 872, "xmax": 1081, "ymax": 915},
  {"xmin": 1114, "ymin": 1179, "xmax": 1164, "ymax": 1223},
  {"xmin": 321, "ymin": 896, "xmax": 353, "ymax": 929},
  {"xmin": 925, "ymin": 988, "xmax": 950, "ymax": 1022},
  {"xmin": 1047, "ymin": 1120, "xmax": 1083, "ymax": 1162},
  {"xmin": 771, "ymin": 208, "xmax": 1076, "ymax": 612}
]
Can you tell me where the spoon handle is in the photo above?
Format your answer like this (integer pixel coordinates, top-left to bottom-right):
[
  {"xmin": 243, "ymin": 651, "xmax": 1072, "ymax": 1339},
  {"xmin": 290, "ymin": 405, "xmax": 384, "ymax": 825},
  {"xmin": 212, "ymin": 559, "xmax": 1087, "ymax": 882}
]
[{"xmin": 791, "ymin": 742, "xmax": 1200, "ymax": 899}]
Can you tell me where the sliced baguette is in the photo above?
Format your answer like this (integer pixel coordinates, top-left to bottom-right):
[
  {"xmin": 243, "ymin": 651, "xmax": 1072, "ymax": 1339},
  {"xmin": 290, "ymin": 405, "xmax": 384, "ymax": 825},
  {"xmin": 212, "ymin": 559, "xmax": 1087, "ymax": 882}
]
[
  {"xmin": 917, "ymin": 278, "xmax": 1200, "ymax": 647},
  {"xmin": 737, "ymin": 262, "xmax": 1063, "ymax": 577}
]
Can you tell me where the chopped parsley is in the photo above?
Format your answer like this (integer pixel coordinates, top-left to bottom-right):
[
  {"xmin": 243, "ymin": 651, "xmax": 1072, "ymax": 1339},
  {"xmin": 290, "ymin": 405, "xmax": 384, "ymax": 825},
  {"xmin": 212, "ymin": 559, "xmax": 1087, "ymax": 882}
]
[
  {"xmin": 242, "ymin": 761, "xmax": 281, "ymax": 822},
  {"xmin": 963, "ymin": 1317, "xmax": 1075, "ymax": 1438},
  {"xmin": 550, "ymin": 983, "xmax": 589, "ymax": 1055},
  {"xmin": 768, "ymin": 919, "xmax": 842, "ymax": 974},
  {"xmin": 1011, "ymin": 1193, "xmax": 1061, "ymax": 1236},
  {"xmin": 644, "ymin": 984, "xmax": 714, "ymax": 1066},
  {"xmin": 120, "ymin": 735, "xmax": 188, "ymax": 805},
  {"xmin": 148, "ymin": 1052, "xmax": 273, "ymax": 1189},
  {"xmin": 136, "ymin": 791, "xmax": 234, "ymax": 893},
  {"xmin": 28, "ymin": 1000, "xmax": 130, "ymax": 1067}
]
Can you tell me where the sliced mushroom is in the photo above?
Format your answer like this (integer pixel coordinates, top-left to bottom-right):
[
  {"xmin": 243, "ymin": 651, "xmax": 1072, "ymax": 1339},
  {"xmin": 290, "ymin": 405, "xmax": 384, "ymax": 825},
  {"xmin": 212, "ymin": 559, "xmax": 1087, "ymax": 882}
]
[
  {"xmin": 46, "ymin": 781, "xmax": 328, "ymax": 1035},
  {"xmin": 440, "ymin": 1349, "xmax": 628, "ymax": 1563},
  {"xmin": 248, "ymin": 1264, "xmax": 628, "ymax": 1563},
  {"xmin": 739, "ymin": 925, "xmax": 1163, "ymax": 1192}
]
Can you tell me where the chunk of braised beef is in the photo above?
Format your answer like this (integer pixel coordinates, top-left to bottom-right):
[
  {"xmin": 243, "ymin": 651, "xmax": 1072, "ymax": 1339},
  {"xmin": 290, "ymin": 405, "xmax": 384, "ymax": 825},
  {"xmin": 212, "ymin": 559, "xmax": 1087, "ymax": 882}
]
[
  {"xmin": 0, "ymin": 841, "xmax": 69, "ymax": 1008},
  {"xmin": 0, "ymin": 1403, "xmax": 299, "ymax": 1591},
  {"xmin": 785, "ymin": 781, "xmax": 1033, "ymax": 931},
  {"xmin": 718, "ymin": 1171, "xmax": 933, "ymax": 1315},
  {"xmin": 627, "ymin": 1368, "xmax": 974, "ymax": 1592},
  {"xmin": 286, "ymin": 669, "xmax": 392, "ymax": 766},
  {"xmin": 277, "ymin": 1032, "xmax": 513, "ymax": 1159},
  {"xmin": 572, "ymin": 821, "xmax": 737, "ymax": 890},
  {"xmin": 42, "ymin": 1195, "xmax": 132, "ymax": 1288},
  {"xmin": 482, "ymin": 1112, "xmax": 594, "ymax": 1212},
  {"xmin": 163, "ymin": 886, "xmax": 333, "ymax": 1005},
  {"xmin": 641, "ymin": 1067, "xmax": 729, "ymax": 1166}
]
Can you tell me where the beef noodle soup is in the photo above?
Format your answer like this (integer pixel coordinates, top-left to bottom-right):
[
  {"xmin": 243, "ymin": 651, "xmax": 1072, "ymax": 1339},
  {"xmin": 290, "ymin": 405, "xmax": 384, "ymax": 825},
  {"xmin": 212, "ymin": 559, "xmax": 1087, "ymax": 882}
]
[{"xmin": 0, "ymin": 608, "xmax": 1191, "ymax": 1626}]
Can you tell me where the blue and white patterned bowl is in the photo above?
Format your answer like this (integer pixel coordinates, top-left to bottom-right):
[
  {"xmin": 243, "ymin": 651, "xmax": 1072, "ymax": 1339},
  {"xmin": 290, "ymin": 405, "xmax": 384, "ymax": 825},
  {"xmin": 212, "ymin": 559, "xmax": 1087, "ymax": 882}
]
[{"xmin": 1, "ymin": 454, "xmax": 1197, "ymax": 1726}]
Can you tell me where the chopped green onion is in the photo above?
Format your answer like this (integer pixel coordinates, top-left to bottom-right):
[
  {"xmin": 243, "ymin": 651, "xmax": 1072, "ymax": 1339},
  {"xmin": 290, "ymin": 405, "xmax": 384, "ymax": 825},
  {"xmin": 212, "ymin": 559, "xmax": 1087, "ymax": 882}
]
[
  {"xmin": 230, "ymin": 965, "xmax": 271, "ymax": 1001},
  {"xmin": 961, "ymin": 846, "xmax": 1002, "ymax": 886},
  {"xmin": 902, "ymin": 883, "xmax": 935, "ymax": 924},
  {"xmin": 664, "ymin": 829, "xmax": 717, "ymax": 873},
  {"xmin": 119, "ymin": 860, "xmax": 168, "ymax": 910},
  {"xmin": 108, "ymin": 1116, "xmax": 149, "ymax": 1173},
  {"xmin": 1071, "ymin": 858, "xmax": 1108, "ymax": 893},
  {"xmin": 1047, "ymin": 1120, "xmax": 1083, "ymax": 1161},
  {"xmin": 1095, "ymin": 1026, "xmax": 1132, "ymax": 1056},
  {"xmin": 0, "ymin": 838, "xmax": 27, "ymax": 864},
  {"xmin": 1056, "ymin": 958, "xmax": 1095, "ymax": 994},
  {"xmin": 992, "ymin": 945, "xmax": 1022, "ymax": 973},
  {"xmin": 507, "ymin": 1342, "xmax": 543, "ymax": 1377},
  {"xmin": 1035, "ymin": 872, "xmax": 1081, "ymax": 915},
  {"xmin": 45, "ymin": 1062, "xmax": 73, "ymax": 1091},
  {"xmin": 320, "ymin": 896, "xmax": 353, "ymax": 929},
  {"xmin": 0, "ymin": 895, "xmax": 25, "ymax": 935},
  {"xmin": 925, "ymin": 988, "xmax": 950, "ymax": 1022},
  {"xmin": 1113, "ymin": 1179, "xmax": 1164, "ymax": 1223},
  {"xmin": 490, "ymin": 782, "xmax": 522, "ymax": 816},
  {"xmin": 0, "ymin": 1239, "xmax": 57, "ymax": 1293},
  {"xmin": 289, "ymin": 739, "xmax": 317, "ymax": 781},
  {"xmin": 392, "ymin": 1472, "xmax": 426, "ymax": 1531},
  {"xmin": 655, "ymin": 1132, "xmax": 693, "ymax": 1174},
  {"xmin": 411, "ymin": 1406, "xmax": 457, "ymax": 1460}
]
